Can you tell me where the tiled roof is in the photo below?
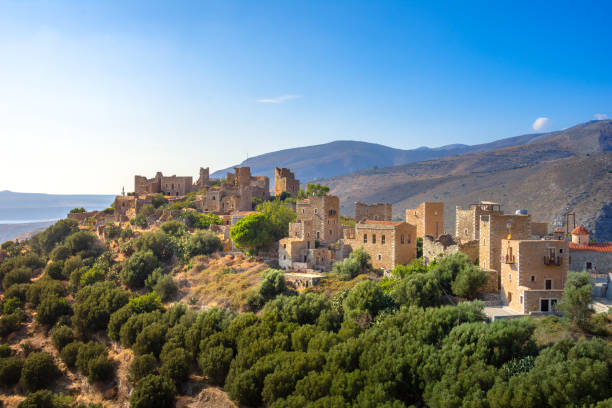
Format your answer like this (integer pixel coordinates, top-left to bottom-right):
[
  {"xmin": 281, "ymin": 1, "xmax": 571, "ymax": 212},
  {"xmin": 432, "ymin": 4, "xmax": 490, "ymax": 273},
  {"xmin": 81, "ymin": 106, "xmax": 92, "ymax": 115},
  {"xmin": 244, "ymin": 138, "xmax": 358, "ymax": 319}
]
[
  {"xmin": 360, "ymin": 220, "xmax": 403, "ymax": 226},
  {"xmin": 572, "ymin": 225, "xmax": 590, "ymax": 235},
  {"xmin": 569, "ymin": 242, "xmax": 612, "ymax": 253},
  {"xmin": 553, "ymin": 228, "xmax": 565, "ymax": 233}
]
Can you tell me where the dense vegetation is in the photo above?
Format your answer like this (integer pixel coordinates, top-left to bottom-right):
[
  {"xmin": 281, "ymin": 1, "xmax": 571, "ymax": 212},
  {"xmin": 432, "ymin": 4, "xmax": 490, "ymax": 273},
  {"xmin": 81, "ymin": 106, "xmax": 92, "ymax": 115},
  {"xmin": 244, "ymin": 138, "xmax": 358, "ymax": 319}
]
[{"xmin": 0, "ymin": 196, "xmax": 611, "ymax": 408}]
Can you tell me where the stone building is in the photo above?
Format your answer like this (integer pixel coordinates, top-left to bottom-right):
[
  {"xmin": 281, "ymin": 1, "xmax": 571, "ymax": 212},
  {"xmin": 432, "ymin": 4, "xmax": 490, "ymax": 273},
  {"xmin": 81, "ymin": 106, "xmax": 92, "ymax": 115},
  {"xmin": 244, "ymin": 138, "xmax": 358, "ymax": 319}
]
[
  {"xmin": 422, "ymin": 234, "xmax": 479, "ymax": 265},
  {"xmin": 278, "ymin": 195, "xmax": 341, "ymax": 271},
  {"xmin": 354, "ymin": 202, "xmax": 392, "ymax": 223},
  {"xmin": 405, "ymin": 202, "xmax": 444, "ymax": 239},
  {"xmin": 295, "ymin": 196, "xmax": 341, "ymax": 245},
  {"xmin": 135, "ymin": 172, "xmax": 194, "ymax": 196},
  {"xmin": 569, "ymin": 226, "xmax": 612, "ymax": 275},
  {"xmin": 113, "ymin": 195, "xmax": 152, "ymax": 222},
  {"xmin": 274, "ymin": 168, "xmax": 300, "ymax": 198},
  {"xmin": 279, "ymin": 219, "xmax": 335, "ymax": 271},
  {"xmin": 455, "ymin": 201, "xmax": 503, "ymax": 242},
  {"xmin": 479, "ymin": 212, "xmax": 531, "ymax": 273},
  {"xmin": 500, "ymin": 239, "xmax": 569, "ymax": 313},
  {"xmin": 342, "ymin": 220, "xmax": 417, "ymax": 271}
]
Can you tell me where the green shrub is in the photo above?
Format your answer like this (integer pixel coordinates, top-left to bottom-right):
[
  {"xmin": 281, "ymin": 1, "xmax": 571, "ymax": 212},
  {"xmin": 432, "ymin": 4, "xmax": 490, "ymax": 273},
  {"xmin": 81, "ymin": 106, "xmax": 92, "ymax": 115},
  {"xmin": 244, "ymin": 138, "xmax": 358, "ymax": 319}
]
[
  {"xmin": 198, "ymin": 345, "xmax": 233, "ymax": 385},
  {"xmin": 3, "ymin": 297, "xmax": 22, "ymax": 314},
  {"xmin": 160, "ymin": 220, "xmax": 186, "ymax": 237},
  {"xmin": 69, "ymin": 208, "xmax": 86, "ymax": 214},
  {"xmin": 121, "ymin": 250, "xmax": 159, "ymax": 288},
  {"xmin": 0, "ymin": 343, "xmax": 11, "ymax": 357},
  {"xmin": 45, "ymin": 260, "xmax": 66, "ymax": 280},
  {"xmin": 0, "ymin": 356, "xmax": 23, "ymax": 386},
  {"xmin": 60, "ymin": 341, "xmax": 83, "ymax": 367},
  {"xmin": 36, "ymin": 296, "xmax": 72, "ymax": 326},
  {"xmin": 134, "ymin": 231, "xmax": 175, "ymax": 262},
  {"xmin": 51, "ymin": 326, "xmax": 74, "ymax": 351},
  {"xmin": 4, "ymin": 283, "xmax": 30, "ymax": 302},
  {"xmin": 17, "ymin": 389, "xmax": 72, "ymax": 408},
  {"xmin": 72, "ymin": 282, "xmax": 130, "ymax": 333},
  {"xmin": 183, "ymin": 230, "xmax": 223, "ymax": 258},
  {"xmin": 79, "ymin": 267, "xmax": 105, "ymax": 286},
  {"xmin": 26, "ymin": 277, "xmax": 65, "ymax": 306},
  {"xmin": 129, "ymin": 353, "xmax": 158, "ymax": 383},
  {"xmin": 130, "ymin": 374, "xmax": 176, "ymax": 408},
  {"xmin": 50, "ymin": 245, "xmax": 71, "ymax": 262},
  {"xmin": 153, "ymin": 275, "xmax": 178, "ymax": 302},
  {"xmin": 65, "ymin": 231, "xmax": 102, "ymax": 259},
  {"xmin": 159, "ymin": 347, "xmax": 191, "ymax": 384},
  {"xmin": 391, "ymin": 273, "xmax": 440, "ymax": 308},
  {"xmin": 129, "ymin": 292, "xmax": 163, "ymax": 314},
  {"xmin": 332, "ymin": 248, "xmax": 372, "ymax": 280},
  {"xmin": 20, "ymin": 352, "xmax": 59, "ymax": 391},
  {"xmin": 75, "ymin": 342, "xmax": 106, "ymax": 374},
  {"xmin": 3, "ymin": 267, "xmax": 32, "ymax": 289},
  {"xmin": 0, "ymin": 311, "xmax": 24, "ymax": 337},
  {"xmin": 133, "ymin": 323, "xmax": 167, "ymax": 357},
  {"xmin": 451, "ymin": 264, "xmax": 488, "ymax": 299},
  {"xmin": 259, "ymin": 268, "xmax": 286, "ymax": 300},
  {"xmin": 87, "ymin": 354, "xmax": 114, "ymax": 383}
]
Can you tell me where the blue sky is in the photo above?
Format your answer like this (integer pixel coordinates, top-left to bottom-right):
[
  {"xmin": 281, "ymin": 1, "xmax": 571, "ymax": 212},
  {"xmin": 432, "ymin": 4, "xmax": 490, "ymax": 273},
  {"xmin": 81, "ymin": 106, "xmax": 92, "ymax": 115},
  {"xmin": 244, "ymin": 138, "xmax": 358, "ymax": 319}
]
[{"xmin": 1, "ymin": 0, "xmax": 611, "ymax": 194}]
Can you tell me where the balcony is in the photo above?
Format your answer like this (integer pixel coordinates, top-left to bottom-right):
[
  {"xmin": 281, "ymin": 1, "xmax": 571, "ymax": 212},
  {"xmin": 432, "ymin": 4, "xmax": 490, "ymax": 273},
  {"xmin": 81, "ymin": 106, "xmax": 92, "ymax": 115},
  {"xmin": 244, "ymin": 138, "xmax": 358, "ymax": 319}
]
[
  {"xmin": 543, "ymin": 256, "xmax": 562, "ymax": 266},
  {"xmin": 502, "ymin": 254, "xmax": 515, "ymax": 264}
]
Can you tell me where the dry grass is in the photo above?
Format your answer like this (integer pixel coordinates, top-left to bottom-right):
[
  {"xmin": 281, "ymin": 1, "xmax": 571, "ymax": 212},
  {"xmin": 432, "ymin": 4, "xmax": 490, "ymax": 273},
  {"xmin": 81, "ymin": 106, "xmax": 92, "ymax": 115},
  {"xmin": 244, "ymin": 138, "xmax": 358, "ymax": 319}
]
[
  {"xmin": 174, "ymin": 253, "xmax": 269, "ymax": 311},
  {"xmin": 308, "ymin": 273, "xmax": 375, "ymax": 298}
]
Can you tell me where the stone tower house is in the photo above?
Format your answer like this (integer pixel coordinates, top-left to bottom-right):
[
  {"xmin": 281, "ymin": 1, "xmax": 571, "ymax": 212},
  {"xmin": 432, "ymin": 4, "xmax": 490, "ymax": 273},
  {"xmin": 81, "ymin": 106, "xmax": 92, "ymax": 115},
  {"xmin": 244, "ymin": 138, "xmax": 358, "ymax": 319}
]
[{"xmin": 274, "ymin": 168, "xmax": 300, "ymax": 198}]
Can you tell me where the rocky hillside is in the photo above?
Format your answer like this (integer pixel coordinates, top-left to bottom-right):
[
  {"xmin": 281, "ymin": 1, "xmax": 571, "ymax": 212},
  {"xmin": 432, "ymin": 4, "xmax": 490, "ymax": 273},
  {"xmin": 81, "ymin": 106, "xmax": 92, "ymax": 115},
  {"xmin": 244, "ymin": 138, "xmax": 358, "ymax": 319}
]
[
  {"xmin": 211, "ymin": 123, "xmax": 584, "ymax": 183},
  {"xmin": 320, "ymin": 120, "xmax": 612, "ymax": 240}
]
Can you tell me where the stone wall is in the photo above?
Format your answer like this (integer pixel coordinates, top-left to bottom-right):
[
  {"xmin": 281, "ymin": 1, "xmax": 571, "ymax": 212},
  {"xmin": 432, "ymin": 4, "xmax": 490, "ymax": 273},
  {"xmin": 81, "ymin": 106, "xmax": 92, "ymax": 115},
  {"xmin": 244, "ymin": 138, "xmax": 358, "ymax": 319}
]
[
  {"xmin": 354, "ymin": 202, "xmax": 392, "ymax": 223},
  {"xmin": 530, "ymin": 222, "xmax": 549, "ymax": 238},
  {"xmin": 479, "ymin": 269, "xmax": 499, "ymax": 294},
  {"xmin": 422, "ymin": 234, "xmax": 479, "ymax": 265},
  {"xmin": 569, "ymin": 250, "xmax": 612, "ymax": 274}
]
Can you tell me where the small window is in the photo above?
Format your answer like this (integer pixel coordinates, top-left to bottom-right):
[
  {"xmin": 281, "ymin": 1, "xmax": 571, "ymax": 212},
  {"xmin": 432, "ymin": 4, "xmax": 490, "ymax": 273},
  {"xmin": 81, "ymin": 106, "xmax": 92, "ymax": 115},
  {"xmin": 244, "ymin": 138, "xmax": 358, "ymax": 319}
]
[
  {"xmin": 378, "ymin": 254, "xmax": 382, "ymax": 261},
  {"xmin": 314, "ymin": 208, "xmax": 318, "ymax": 214},
  {"xmin": 520, "ymin": 295, "xmax": 523, "ymax": 304},
  {"xmin": 400, "ymin": 235, "xmax": 405, "ymax": 244},
  {"xmin": 407, "ymin": 235, "xmax": 411, "ymax": 243},
  {"xmin": 381, "ymin": 235, "xmax": 386, "ymax": 244},
  {"xmin": 586, "ymin": 262, "xmax": 592, "ymax": 270},
  {"xmin": 545, "ymin": 279, "xmax": 552, "ymax": 290},
  {"xmin": 363, "ymin": 234, "xmax": 367, "ymax": 243},
  {"xmin": 464, "ymin": 228, "xmax": 468, "ymax": 235},
  {"xmin": 508, "ymin": 292, "xmax": 512, "ymax": 302},
  {"xmin": 302, "ymin": 209, "xmax": 305, "ymax": 214},
  {"xmin": 531, "ymin": 275, "xmax": 535, "ymax": 282},
  {"xmin": 316, "ymin": 231, "xmax": 320, "ymax": 239},
  {"xmin": 283, "ymin": 255, "xmax": 286, "ymax": 260},
  {"xmin": 283, "ymin": 244, "xmax": 286, "ymax": 249},
  {"xmin": 483, "ymin": 238, "xmax": 486, "ymax": 245},
  {"xmin": 559, "ymin": 248, "xmax": 563, "ymax": 254},
  {"xmin": 508, "ymin": 273, "xmax": 512, "ymax": 281},
  {"xmin": 372, "ymin": 234, "xmax": 377, "ymax": 244}
]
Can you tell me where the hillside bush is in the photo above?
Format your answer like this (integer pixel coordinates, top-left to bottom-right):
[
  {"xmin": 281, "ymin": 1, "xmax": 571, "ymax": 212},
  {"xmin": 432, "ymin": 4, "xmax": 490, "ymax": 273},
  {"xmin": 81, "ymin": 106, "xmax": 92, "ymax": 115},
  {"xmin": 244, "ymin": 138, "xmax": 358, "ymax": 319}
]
[
  {"xmin": 51, "ymin": 326, "xmax": 74, "ymax": 351},
  {"xmin": 121, "ymin": 250, "xmax": 159, "ymax": 288},
  {"xmin": 36, "ymin": 296, "xmax": 72, "ymax": 326},
  {"xmin": 0, "ymin": 356, "xmax": 23, "ymax": 386},
  {"xmin": 129, "ymin": 353, "xmax": 158, "ymax": 383},
  {"xmin": 130, "ymin": 374, "xmax": 176, "ymax": 408},
  {"xmin": 20, "ymin": 352, "xmax": 59, "ymax": 391},
  {"xmin": 183, "ymin": 230, "xmax": 223, "ymax": 258}
]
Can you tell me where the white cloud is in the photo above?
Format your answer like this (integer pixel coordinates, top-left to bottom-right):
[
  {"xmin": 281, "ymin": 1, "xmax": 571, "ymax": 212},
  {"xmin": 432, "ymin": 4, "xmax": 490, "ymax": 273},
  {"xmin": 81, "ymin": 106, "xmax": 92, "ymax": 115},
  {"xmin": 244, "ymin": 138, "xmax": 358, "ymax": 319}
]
[
  {"xmin": 532, "ymin": 117, "xmax": 551, "ymax": 131},
  {"xmin": 256, "ymin": 94, "xmax": 302, "ymax": 104},
  {"xmin": 594, "ymin": 113, "xmax": 609, "ymax": 120}
]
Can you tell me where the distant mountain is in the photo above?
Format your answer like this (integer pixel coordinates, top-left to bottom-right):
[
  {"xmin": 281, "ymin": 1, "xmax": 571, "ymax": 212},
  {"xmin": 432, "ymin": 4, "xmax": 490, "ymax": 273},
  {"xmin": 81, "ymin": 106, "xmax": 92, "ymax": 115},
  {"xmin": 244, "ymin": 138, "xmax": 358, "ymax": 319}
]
[
  {"xmin": 317, "ymin": 120, "xmax": 612, "ymax": 239},
  {"xmin": 211, "ymin": 125, "xmax": 573, "ymax": 184},
  {"xmin": 0, "ymin": 191, "xmax": 115, "ymax": 243}
]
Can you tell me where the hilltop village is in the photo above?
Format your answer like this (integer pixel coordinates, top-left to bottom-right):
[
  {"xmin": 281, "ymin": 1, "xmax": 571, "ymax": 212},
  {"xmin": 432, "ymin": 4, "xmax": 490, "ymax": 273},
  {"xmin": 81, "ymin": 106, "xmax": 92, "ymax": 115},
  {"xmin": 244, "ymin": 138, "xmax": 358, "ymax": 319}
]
[
  {"xmin": 70, "ymin": 165, "xmax": 612, "ymax": 316},
  {"xmin": 2, "ymin": 164, "xmax": 612, "ymax": 408}
]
